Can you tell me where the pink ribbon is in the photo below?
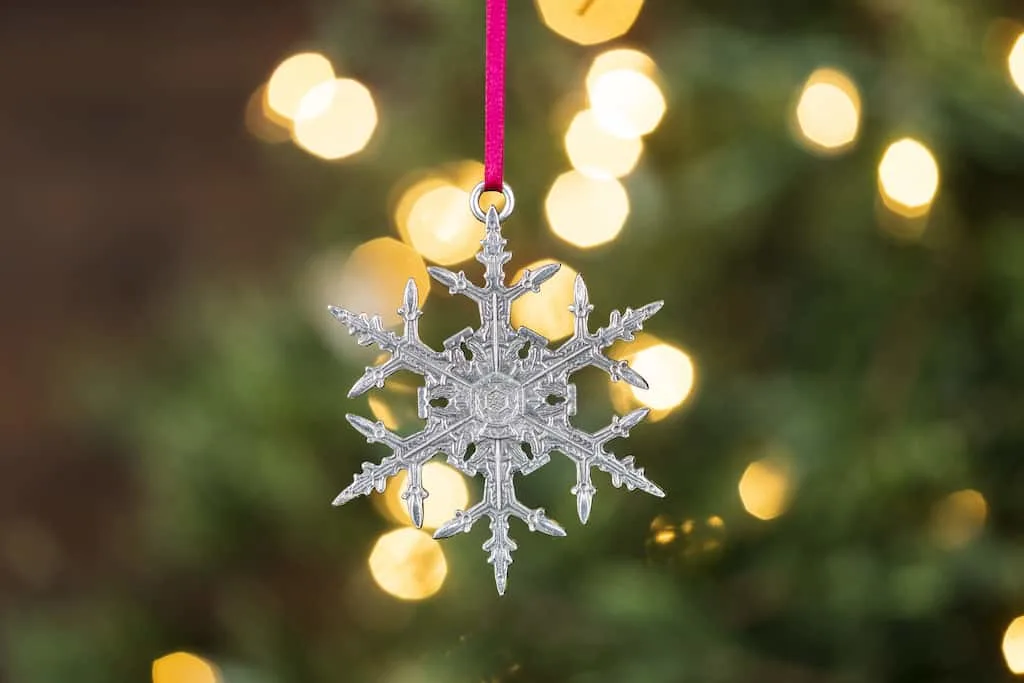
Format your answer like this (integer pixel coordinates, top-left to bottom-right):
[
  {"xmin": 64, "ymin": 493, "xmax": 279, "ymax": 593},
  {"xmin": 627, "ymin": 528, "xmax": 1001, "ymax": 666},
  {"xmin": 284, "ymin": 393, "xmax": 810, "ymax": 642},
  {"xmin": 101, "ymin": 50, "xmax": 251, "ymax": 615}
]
[{"xmin": 484, "ymin": 0, "xmax": 506, "ymax": 191}]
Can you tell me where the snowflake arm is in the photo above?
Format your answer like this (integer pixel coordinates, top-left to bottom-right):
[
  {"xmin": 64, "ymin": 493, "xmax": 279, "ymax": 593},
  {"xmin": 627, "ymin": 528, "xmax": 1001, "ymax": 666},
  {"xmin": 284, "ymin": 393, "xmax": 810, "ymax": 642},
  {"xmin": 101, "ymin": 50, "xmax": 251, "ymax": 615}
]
[
  {"xmin": 333, "ymin": 414, "xmax": 472, "ymax": 527},
  {"xmin": 526, "ymin": 408, "xmax": 665, "ymax": 524},
  {"xmin": 433, "ymin": 439, "xmax": 565, "ymax": 595},
  {"xmin": 330, "ymin": 279, "xmax": 473, "ymax": 397},
  {"xmin": 523, "ymin": 275, "xmax": 663, "ymax": 390},
  {"xmin": 427, "ymin": 266, "xmax": 488, "ymax": 304},
  {"xmin": 505, "ymin": 261, "xmax": 562, "ymax": 301}
]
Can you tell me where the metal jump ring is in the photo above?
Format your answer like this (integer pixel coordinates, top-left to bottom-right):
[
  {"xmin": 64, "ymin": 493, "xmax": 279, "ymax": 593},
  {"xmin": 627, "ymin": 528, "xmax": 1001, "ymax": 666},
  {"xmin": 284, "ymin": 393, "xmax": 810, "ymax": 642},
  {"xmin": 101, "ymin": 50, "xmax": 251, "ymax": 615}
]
[{"xmin": 469, "ymin": 182, "xmax": 515, "ymax": 223}]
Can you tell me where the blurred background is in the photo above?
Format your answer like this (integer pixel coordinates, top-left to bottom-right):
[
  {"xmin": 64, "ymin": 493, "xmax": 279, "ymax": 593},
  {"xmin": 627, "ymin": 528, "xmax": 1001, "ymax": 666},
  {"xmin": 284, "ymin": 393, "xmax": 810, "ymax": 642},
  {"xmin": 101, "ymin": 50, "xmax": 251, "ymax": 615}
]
[{"xmin": 4, "ymin": 0, "xmax": 1024, "ymax": 681}]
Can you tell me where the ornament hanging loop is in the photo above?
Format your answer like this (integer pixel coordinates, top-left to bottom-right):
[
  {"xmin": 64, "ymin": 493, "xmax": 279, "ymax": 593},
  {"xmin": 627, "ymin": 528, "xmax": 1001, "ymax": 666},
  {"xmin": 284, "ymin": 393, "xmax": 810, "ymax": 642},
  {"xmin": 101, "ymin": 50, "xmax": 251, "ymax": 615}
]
[{"xmin": 469, "ymin": 181, "xmax": 515, "ymax": 223}]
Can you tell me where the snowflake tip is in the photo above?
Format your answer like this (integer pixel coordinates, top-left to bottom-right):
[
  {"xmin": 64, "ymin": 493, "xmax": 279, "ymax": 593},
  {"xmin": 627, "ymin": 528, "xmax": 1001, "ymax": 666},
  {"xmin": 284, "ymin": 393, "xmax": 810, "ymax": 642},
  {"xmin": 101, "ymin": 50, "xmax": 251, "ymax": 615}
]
[
  {"xmin": 398, "ymin": 278, "xmax": 420, "ymax": 320},
  {"xmin": 571, "ymin": 273, "xmax": 592, "ymax": 313},
  {"xmin": 345, "ymin": 413, "xmax": 387, "ymax": 442},
  {"xmin": 616, "ymin": 407, "xmax": 651, "ymax": 433},
  {"xmin": 427, "ymin": 266, "xmax": 467, "ymax": 294},
  {"xmin": 433, "ymin": 510, "xmax": 472, "ymax": 539},
  {"xmin": 331, "ymin": 488, "xmax": 356, "ymax": 506},
  {"xmin": 527, "ymin": 509, "xmax": 567, "ymax": 537},
  {"xmin": 348, "ymin": 369, "xmax": 381, "ymax": 398},
  {"xmin": 425, "ymin": 265, "xmax": 452, "ymax": 284},
  {"xmin": 631, "ymin": 469, "xmax": 666, "ymax": 498},
  {"xmin": 640, "ymin": 300, "xmax": 665, "ymax": 318},
  {"xmin": 520, "ymin": 262, "xmax": 561, "ymax": 292},
  {"xmin": 615, "ymin": 361, "xmax": 649, "ymax": 390},
  {"xmin": 404, "ymin": 488, "xmax": 425, "ymax": 528},
  {"xmin": 577, "ymin": 491, "xmax": 593, "ymax": 524}
]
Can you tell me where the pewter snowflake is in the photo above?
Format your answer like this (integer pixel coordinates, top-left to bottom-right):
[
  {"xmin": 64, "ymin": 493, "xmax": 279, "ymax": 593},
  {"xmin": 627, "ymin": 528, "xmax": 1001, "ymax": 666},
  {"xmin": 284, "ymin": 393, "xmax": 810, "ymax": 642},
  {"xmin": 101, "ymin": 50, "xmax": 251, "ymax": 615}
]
[{"xmin": 329, "ymin": 205, "xmax": 665, "ymax": 594}]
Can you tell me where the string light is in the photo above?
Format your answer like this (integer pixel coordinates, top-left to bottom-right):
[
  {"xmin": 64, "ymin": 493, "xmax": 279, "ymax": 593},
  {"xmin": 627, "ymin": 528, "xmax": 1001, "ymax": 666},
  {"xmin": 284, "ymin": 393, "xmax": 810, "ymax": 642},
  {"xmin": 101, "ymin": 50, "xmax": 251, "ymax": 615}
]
[
  {"xmin": 368, "ymin": 528, "xmax": 448, "ymax": 601},
  {"xmin": 509, "ymin": 259, "xmax": 580, "ymax": 341},
  {"xmin": 564, "ymin": 110, "xmax": 643, "ymax": 179},
  {"xmin": 738, "ymin": 457, "xmax": 792, "ymax": 521},
  {"xmin": 545, "ymin": 170, "xmax": 629, "ymax": 248},
  {"xmin": 535, "ymin": 0, "xmax": 645, "ymax": 46},
  {"xmin": 1004, "ymin": 616, "xmax": 1024, "ymax": 674},
  {"xmin": 381, "ymin": 463, "xmax": 470, "ymax": 530},
  {"xmin": 878, "ymin": 138, "xmax": 940, "ymax": 217},
  {"xmin": 931, "ymin": 489, "xmax": 987, "ymax": 549},
  {"xmin": 332, "ymin": 238, "xmax": 430, "ymax": 327},
  {"xmin": 152, "ymin": 652, "xmax": 219, "ymax": 683},
  {"xmin": 292, "ymin": 78, "xmax": 378, "ymax": 160},
  {"xmin": 266, "ymin": 52, "xmax": 335, "ymax": 121},
  {"xmin": 1009, "ymin": 32, "xmax": 1024, "ymax": 95},
  {"xmin": 793, "ymin": 68, "xmax": 861, "ymax": 154},
  {"xmin": 588, "ymin": 68, "xmax": 666, "ymax": 139}
]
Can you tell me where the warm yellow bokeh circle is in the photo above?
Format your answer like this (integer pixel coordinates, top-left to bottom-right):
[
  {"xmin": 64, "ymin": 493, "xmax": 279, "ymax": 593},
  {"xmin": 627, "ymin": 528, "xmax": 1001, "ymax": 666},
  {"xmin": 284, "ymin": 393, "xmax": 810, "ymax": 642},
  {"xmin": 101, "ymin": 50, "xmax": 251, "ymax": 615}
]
[
  {"xmin": 368, "ymin": 528, "xmax": 448, "ymax": 601},
  {"xmin": 535, "ymin": 0, "xmax": 645, "ymax": 46}
]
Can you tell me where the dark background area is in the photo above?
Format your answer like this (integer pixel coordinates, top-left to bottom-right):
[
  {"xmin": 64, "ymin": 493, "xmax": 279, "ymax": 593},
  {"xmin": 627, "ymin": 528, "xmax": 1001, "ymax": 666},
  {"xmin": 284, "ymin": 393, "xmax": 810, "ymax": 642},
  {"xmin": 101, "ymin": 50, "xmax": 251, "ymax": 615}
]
[{"xmin": 0, "ymin": 0, "xmax": 304, "ymax": 598}]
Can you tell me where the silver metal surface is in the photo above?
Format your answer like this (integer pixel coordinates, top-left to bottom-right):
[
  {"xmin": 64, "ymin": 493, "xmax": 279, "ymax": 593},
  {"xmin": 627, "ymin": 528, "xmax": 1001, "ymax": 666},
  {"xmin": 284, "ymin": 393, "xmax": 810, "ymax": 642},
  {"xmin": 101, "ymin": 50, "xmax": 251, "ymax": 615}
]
[
  {"xmin": 468, "ymin": 181, "xmax": 515, "ymax": 222},
  {"xmin": 329, "ymin": 191, "xmax": 665, "ymax": 594}
]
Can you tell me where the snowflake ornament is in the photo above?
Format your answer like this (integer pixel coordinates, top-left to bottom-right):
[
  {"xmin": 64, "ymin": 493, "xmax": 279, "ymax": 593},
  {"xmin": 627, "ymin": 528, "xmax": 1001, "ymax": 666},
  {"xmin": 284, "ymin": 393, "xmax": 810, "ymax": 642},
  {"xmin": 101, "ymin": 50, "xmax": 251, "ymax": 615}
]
[{"xmin": 329, "ymin": 188, "xmax": 665, "ymax": 594}]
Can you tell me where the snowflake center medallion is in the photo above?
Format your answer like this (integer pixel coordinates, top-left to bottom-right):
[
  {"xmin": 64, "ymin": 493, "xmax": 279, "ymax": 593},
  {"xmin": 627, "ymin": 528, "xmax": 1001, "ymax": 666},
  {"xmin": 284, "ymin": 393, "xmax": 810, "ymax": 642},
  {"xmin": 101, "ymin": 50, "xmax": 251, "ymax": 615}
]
[
  {"xmin": 473, "ymin": 373, "xmax": 521, "ymax": 430},
  {"xmin": 328, "ymin": 183, "xmax": 666, "ymax": 594}
]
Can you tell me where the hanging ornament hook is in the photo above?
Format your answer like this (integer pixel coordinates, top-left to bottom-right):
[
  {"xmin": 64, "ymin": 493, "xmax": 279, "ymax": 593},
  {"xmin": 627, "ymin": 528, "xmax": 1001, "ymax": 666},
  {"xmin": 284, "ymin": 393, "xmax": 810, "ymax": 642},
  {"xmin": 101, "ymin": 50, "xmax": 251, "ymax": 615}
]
[{"xmin": 469, "ymin": 181, "xmax": 515, "ymax": 222}]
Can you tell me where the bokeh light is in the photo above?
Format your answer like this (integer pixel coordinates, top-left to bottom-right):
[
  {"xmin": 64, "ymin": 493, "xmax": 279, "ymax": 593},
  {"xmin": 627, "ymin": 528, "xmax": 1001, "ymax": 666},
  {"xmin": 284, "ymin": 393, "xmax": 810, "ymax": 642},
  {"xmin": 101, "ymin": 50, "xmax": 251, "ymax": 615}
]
[
  {"xmin": 380, "ymin": 462, "xmax": 470, "ymax": 530},
  {"xmin": 610, "ymin": 334, "xmax": 695, "ymax": 421},
  {"xmin": 401, "ymin": 182, "xmax": 482, "ymax": 265},
  {"xmin": 931, "ymin": 488, "xmax": 987, "ymax": 549},
  {"xmin": 152, "ymin": 652, "xmax": 219, "ymax": 683},
  {"xmin": 738, "ymin": 458, "xmax": 792, "ymax": 521},
  {"xmin": 588, "ymin": 68, "xmax": 666, "ymax": 139},
  {"xmin": 394, "ymin": 161, "xmax": 486, "ymax": 265},
  {"xmin": 292, "ymin": 78, "xmax": 378, "ymax": 160},
  {"xmin": 793, "ymin": 68, "xmax": 862, "ymax": 154},
  {"xmin": 368, "ymin": 528, "xmax": 448, "ymax": 601},
  {"xmin": 1004, "ymin": 616, "xmax": 1024, "ymax": 673},
  {"xmin": 333, "ymin": 238, "xmax": 430, "ymax": 327},
  {"xmin": 649, "ymin": 514, "xmax": 677, "ymax": 546},
  {"xmin": 878, "ymin": 138, "xmax": 940, "ymax": 217},
  {"xmin": 586, "ymin": 49, "xmax": 657, "ymax": 93},
  {"xmin": 535, "ymin": 0, "xmax": 645, "ymax": 46},
  {"xmin": 646, "ymin": 514, "xmax": 726, "ymax": 563},
  {"xmin": 564, "ymin": 109, "xmax": 643, "ymax": 179},
  {"xmin": 684, "ymin": 515, "xmax": 726, "ymax": 558},
  {"xmin": 1008, "ymin": 32, "xmax": 1024, "ymax": 94},
  {"xmin": 266, "ymin": 52, "xmax": 335, "ymax": 120},
  {"xmin": 545, "ymin": 170, "xmax": 629, "ymax": 248},
  {"xmin": 244, "ymin": 85, "xmax": 290, "ymax": 143},
  {"xmin": 510, "ymin": 259, "xmax": 580, "ymax": 341},
  {"xmin": 629, "ymin": 343, "xmax": 695, "ymax": 410}
]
